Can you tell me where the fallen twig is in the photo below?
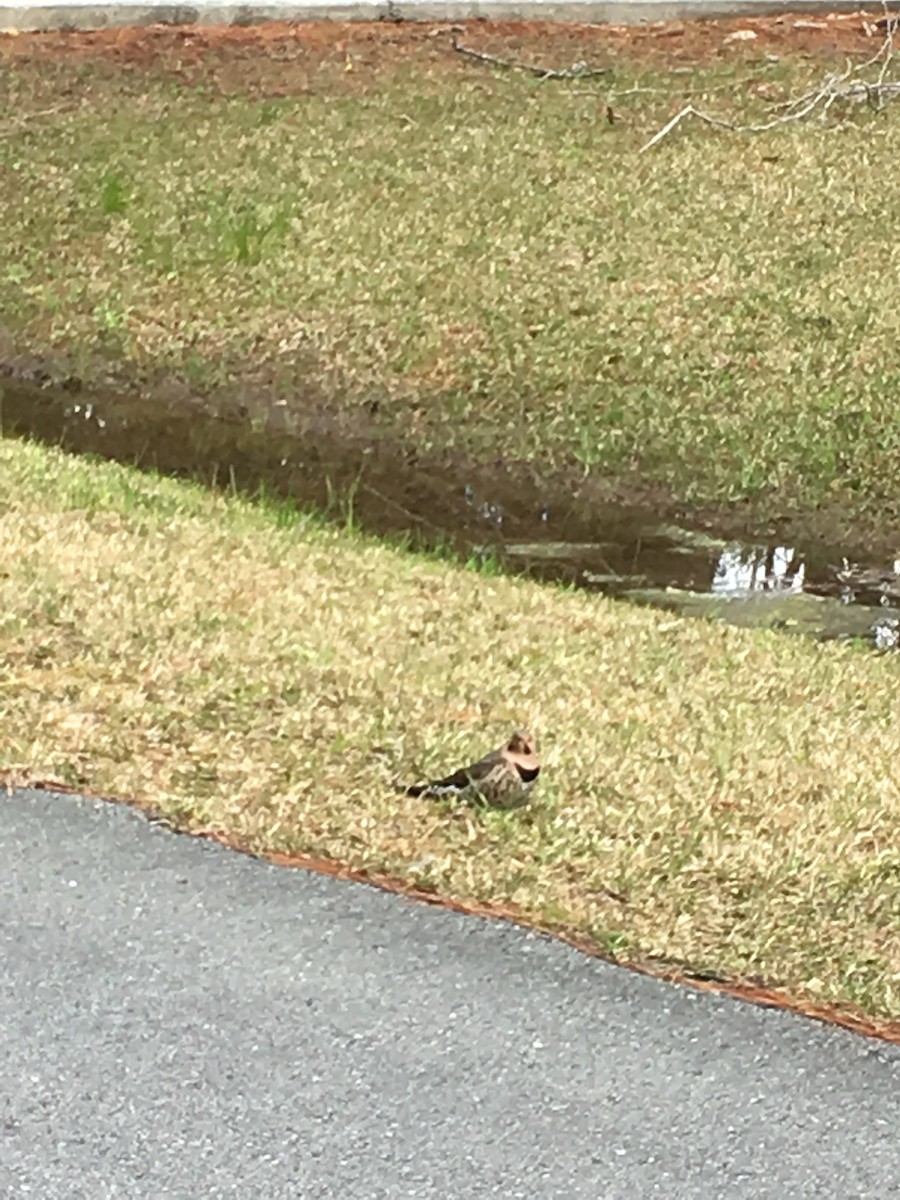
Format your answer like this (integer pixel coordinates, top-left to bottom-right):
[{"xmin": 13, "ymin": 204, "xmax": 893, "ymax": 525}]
[
  {"xmin": 640, "ymin": 13, "xmax": 900, "ymax": 151},
  {"xmin": 451, "ymin": 37, "xmax": 610, "ymax": 81},
  {"xmin": 0, "ymin": 103, "xmax": 80, "ymax": 135}
]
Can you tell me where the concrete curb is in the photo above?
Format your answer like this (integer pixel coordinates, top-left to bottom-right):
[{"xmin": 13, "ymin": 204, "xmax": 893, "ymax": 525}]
[{"xmin": 0, "ymin": 0, "xmax": 876, "ymax": 34}]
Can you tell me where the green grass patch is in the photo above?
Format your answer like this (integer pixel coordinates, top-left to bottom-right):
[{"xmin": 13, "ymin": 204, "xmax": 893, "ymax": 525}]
[
  {"xmin": 1, "ymin": 437, "xmax": 899, "ymax": 1019},
  {"xmin": 2, "ymin": 31, "xmax": 900, "ymax": 532}
]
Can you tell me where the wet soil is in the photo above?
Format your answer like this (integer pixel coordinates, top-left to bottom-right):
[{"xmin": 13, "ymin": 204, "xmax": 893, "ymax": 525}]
[{"xmin": 3, "ymin": 376, "xmax": 899, "ymax": 650}]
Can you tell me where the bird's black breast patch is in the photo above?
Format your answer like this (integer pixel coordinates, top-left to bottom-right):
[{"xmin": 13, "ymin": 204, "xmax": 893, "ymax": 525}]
[{"xmin": 515, "ymin": 765, "xmax": 540, "ymax": 784}]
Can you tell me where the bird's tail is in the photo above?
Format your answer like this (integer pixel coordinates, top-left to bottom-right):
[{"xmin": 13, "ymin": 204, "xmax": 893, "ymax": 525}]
[{"xmin": 394, "ymin": 781, "xmax": 428, "ymax": 798}]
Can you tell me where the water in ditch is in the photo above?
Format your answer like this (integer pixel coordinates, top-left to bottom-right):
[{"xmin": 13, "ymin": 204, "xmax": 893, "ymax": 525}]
[{"xmin": 2, "ymin": 379, "xmax": 898, "ymax": 651}]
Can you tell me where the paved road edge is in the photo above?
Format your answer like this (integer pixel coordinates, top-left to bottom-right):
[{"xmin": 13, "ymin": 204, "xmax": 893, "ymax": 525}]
[{"xmin": 5, "ymin": 773, "xmax": 900, "ymax": 1046}]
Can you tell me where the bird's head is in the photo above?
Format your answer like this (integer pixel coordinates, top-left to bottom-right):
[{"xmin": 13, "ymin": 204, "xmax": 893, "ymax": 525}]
[{"xmin": 507, "ymin": 729, "xmax": 537, "ymax": 758}]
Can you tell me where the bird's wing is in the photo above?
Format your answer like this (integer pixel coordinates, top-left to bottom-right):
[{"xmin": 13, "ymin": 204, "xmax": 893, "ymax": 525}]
[{"xmin": 425, "ymin": 745, "xmax": 505, "ymax": 792}]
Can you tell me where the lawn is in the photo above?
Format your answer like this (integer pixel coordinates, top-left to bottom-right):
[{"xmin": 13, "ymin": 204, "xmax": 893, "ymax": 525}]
[
  {"xmin": 2, "ymin": 19, "xmax": 900, "ymax": 544},
  {"xmin": 2, "ymin": 18, "xmax": 900, "ymax": 1030},
  {"xmin": 1, "ymin": 438, "xmax": 898, "ymax": 1025}
]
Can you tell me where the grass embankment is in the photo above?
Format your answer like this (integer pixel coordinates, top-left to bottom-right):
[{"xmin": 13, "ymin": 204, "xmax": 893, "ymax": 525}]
[
  {"xmin": 1, "ymin": 440, "xmax": 898, "ymax": 1020},
  {"xmin": 2, "ymin": 23, "xmax": 900, "ymax": 541}
]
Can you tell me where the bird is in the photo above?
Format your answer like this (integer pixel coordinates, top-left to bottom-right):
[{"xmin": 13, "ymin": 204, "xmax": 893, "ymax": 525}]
[{"xmin": 402, "ymin": 729, "xmax": 540, "ymax": 809}]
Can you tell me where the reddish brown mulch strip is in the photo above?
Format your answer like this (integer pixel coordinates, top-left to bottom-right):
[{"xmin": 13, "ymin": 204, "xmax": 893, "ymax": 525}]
[
  {"xmin": 0, "ymin": 14, "xmax": 891, "ymax": 87},
  {"xmin": 9, "ymin": 773, "xmax": 900, "ymax": 1047}
]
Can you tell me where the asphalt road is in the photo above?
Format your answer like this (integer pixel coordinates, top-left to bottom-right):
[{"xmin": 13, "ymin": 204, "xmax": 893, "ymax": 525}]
[{"xmin": 2, "ymin": 787, "xmax": 899, "ymax": 1199}]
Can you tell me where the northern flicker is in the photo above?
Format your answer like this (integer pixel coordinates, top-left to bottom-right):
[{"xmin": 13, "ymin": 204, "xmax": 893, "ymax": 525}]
[{"xmin": 403, "ymin": 730, "xmax": 540, "ymax": 809}]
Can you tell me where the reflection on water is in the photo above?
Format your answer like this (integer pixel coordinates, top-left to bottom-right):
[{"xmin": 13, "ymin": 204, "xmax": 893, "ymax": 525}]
[
  {"xmin": 873, "ymin": 620, "xmax": 900, "ymax": 650},
  {"xmin": 660, "ymin": 543, "xmax": 900, "ymax": 649},
  {"xmin": 712, "ymin": 545, "xmax": 806, "ymax": 596},
  {"xmin": 464, "ymin": 482, "xmax": 504, "ymax": 529},
  {"xmin": 2, "ymin": 378, "xmax": 899, "ymax": 651}
]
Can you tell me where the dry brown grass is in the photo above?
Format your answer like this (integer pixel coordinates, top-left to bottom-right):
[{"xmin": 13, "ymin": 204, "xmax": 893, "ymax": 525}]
[{"xmin": 2, "ymin": 438, "xmax": 899, "ymax": 1018}]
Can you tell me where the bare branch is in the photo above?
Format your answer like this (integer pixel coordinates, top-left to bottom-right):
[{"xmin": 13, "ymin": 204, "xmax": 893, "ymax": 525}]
[
  {"xmin": 451, "ymin": 37, "xmax": 610, "ymax": 81},
  {"xmin": 640, "ymin": 20, "xmax": 900, "ymax": 152},
  {"xmin": 0, "ymin": 103, "xmax": 80, "ymax": 135}
]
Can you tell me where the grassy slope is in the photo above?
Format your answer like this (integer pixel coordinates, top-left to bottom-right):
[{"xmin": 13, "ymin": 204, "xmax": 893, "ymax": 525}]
[
  {"xmin": 1, "ymin": 439, "xmax": 898, "ymax": 1018},
  {"xmin": 2, "ymin": 34, "xmax": 900, "ymax": 528}
]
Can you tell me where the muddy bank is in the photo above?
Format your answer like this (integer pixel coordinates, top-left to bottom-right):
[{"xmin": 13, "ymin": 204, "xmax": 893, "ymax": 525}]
[{"xmin": 3, "ymin": 376, "xmax": 899, "ymax": 650}]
